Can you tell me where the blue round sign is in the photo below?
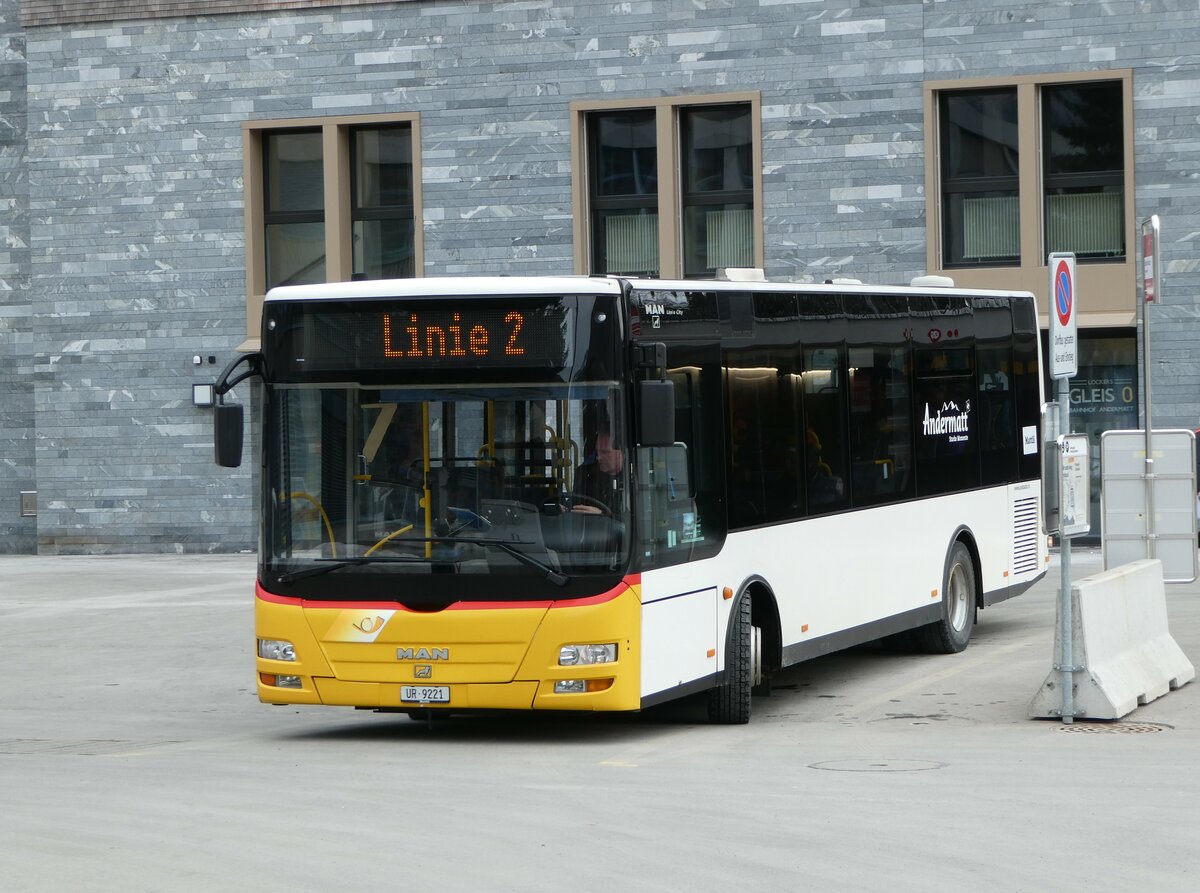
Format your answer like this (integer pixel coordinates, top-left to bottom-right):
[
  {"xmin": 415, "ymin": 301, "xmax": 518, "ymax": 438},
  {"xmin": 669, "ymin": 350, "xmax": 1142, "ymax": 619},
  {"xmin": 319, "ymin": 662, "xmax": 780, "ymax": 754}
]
[{"xmin": 1054, "ymin": 259, "xmax": 1073, "ymax": 327}]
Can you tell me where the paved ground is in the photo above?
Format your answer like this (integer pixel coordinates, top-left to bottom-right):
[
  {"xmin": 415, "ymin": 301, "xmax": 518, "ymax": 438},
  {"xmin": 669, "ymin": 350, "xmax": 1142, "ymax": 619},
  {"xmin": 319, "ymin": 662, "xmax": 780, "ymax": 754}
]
[{"xmin": 1, "ymin": 549, "xmax": 1198, "ymax": 892}]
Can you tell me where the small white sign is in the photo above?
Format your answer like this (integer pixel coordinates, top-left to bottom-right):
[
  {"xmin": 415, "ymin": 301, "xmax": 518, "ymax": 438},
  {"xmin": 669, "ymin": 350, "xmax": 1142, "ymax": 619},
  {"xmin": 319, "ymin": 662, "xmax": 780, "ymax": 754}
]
[
  {"xmin": 1059, "ymin": 433, "xmax": 1090, "ymax": 537},
  {"xmin": 1022, "ymin": 426, "xmax": 1038, "ymax": 456}
]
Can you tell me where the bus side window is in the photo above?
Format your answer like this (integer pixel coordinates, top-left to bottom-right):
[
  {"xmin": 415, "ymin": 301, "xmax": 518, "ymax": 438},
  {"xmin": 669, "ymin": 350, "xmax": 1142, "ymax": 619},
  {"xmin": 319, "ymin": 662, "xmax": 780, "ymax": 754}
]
[
  {"xmin": 1012, "ymin": 295, "xmax": 1042, "ymax": 481},
  {"xmin": 801, "ymin": 345, "xmax": 849, "ymax": 514},
  {"xmin": 914, "ymin": 345, "xmax": 981, "ymax": 496},
  {"xmin": 727, "ymin": 358, "xmax": 802, "ymax": 527},
  {"xmin": 637, "ymin": 344, "xmax": 724, "ymax": 570},
  {"xmin": 848, "ymin": 344, "xmax": 913, "ymax": 506},
  {"xmin": 975, "ymin": 295, "xmax": 1017, "ymax": 486}
]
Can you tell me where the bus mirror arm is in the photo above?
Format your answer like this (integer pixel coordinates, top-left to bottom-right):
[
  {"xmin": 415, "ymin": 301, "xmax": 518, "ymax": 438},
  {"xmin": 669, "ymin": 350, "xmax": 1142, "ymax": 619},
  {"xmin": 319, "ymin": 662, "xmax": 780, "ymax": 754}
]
[
  {"xmin": 212, "ymin": 352, "xmax": 263, "ymax": 469},
  {"xmin": 214, "ymin": 352, "xmax": 263, "ymax": 398}
]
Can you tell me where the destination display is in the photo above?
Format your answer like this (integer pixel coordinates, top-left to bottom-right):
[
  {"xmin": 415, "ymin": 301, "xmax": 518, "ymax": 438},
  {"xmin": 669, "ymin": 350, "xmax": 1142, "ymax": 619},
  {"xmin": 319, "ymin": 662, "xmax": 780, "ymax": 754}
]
[
  {"xmin": 380, "ymin": 307, "xmax": 567, "ymax": 366},
  {"xmin": 270, "ymin": 300, "xmax": 571, "ymax": 373}
]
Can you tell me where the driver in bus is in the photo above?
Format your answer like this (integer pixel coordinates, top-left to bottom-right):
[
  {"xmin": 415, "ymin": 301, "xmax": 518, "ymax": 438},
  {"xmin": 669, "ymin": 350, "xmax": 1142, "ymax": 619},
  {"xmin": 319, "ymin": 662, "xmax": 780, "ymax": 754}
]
[{"xmin": 571, "ymin": 429, "xmax": 623, "ymax": 514}]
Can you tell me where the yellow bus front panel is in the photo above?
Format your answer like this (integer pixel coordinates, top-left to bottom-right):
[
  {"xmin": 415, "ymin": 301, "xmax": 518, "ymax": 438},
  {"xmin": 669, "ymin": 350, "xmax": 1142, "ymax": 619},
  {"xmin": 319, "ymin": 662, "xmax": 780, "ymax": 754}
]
[{"xmin": 255, "ymin": 579, "xmax": 643, "ymax": 713}]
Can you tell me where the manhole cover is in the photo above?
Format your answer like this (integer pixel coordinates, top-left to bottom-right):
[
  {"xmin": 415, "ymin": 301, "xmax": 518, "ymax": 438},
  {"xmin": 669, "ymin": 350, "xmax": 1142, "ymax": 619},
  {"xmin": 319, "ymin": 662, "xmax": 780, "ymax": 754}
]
[
  {"xmin": 808, "ymin": 759, "xmax": 947, "ymax": 772},
  {"xmin": 869, "ymin": 713, "xmax": 974, "ymax": 726},
  {"xmin": 1059, "ymin": 722, "xmax": 1170, "ymax": 734}
]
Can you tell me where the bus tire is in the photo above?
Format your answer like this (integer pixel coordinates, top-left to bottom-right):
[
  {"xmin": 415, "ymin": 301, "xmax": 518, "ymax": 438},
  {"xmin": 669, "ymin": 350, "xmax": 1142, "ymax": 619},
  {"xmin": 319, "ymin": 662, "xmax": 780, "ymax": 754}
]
[
  {"xmin": 916, "ymin": 541, "xmax": 976, "ymax": 654},
  {"xmin": 707, "ymin": 592, "xmax": 753, "ymax": 724}
]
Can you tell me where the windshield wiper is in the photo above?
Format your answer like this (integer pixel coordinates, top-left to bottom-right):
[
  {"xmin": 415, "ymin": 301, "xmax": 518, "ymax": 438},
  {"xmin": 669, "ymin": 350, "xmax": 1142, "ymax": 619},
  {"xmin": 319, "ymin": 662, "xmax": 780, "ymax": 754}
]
[
  {"xmin": 480, "ymin": 540, "xmax": 569, "ymax": 587},
  {"xmin": 411, "ymin": 536, "xmax": 569, "ymax": 586},
  {"xmin": 274, "ymin": 539, "xmax": 569, "ymax": 587},
  {"xmin": 276, "ymin": 556, "xmax": 426, "ymax": 583}
]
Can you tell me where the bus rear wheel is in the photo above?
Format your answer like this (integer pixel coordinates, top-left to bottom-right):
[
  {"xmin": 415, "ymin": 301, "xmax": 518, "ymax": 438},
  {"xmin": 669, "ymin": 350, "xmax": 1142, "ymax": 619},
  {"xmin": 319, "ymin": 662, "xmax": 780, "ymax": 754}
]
[
  {"xmin": 915, "ymin": 541, "xmax": 976, "ymax": 654},
  {"xmin": 707, "ymin": 592, "xmax": 759, "ymax": 724}
]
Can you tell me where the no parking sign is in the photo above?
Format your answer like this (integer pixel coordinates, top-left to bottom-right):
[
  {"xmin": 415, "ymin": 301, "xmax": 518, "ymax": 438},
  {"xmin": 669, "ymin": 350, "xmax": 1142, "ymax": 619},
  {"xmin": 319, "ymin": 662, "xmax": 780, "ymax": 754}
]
[{"xmin": 1049, "ymin": 252, "xmax": 1077, "ymax": 380}]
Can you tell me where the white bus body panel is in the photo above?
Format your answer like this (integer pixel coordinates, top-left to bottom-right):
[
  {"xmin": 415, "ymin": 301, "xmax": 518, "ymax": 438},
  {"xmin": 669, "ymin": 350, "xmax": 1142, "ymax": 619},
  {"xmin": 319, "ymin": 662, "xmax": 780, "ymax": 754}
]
[
  {"xmin": 639, "ymin": 586, "xmax": 719, "ymax": 698},
  {"xmin": 638, "ymin": 482, "xmax": 1044, "ymax": 700}
]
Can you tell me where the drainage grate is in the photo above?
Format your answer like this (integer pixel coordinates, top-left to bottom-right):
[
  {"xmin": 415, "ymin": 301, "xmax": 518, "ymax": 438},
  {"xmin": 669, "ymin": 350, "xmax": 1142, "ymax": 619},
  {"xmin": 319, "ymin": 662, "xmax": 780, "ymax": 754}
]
[
  {"xmin": 0, "ymin": 738, "xmax": 179, "ymax": 755},
  {"xmin": 1058, "ymin": 722, "xmax": 1171, "ymax": 734}
]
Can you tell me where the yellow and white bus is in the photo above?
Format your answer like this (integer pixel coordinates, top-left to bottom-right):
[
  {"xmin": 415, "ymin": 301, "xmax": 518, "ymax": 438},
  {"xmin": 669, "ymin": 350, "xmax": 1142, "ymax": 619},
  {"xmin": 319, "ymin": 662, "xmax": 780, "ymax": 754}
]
[{"xmin": 214, "ymin": 273, "xmax": 1047, "ymax": 723}]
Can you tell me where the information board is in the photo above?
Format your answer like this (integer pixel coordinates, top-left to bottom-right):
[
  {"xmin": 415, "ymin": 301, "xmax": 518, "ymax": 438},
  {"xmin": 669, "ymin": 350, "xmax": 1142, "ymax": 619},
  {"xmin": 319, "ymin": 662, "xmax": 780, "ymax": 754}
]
[{"xmin": 1059, "ymin": 434, "xmax": 1091, "ymax": 538}]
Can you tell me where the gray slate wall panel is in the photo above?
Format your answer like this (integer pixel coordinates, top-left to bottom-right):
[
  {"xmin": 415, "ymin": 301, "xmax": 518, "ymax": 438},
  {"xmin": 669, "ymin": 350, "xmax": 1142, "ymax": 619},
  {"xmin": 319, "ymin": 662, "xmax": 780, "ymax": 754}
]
[{"xmin": 5, "ymin": 0, "xmax": 1200, "ymax": 552}]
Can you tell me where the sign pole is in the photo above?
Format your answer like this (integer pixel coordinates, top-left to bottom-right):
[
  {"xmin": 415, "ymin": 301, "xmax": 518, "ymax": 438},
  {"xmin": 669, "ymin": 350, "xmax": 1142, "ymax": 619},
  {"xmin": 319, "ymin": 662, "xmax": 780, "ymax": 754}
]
[
  {"xmin": 1141, "ymin": 216, "xmax": 1161, "ymax": 561},
  {"xmin": 1049, "ymin": 252, "xmax": 1079, "ymax": 724},
  {"xmin": 1057, "ymin": 380, "xmax": 1074, "ymax": 725}
]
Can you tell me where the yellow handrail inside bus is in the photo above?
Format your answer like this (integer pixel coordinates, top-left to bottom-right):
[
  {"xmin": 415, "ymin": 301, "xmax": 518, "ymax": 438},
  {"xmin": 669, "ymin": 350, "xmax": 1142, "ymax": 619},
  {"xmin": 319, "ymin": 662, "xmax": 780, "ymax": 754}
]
[
  {"xmin": 365, "ymin": 524, "xmax": 415, "ymax": 557},
  {"xmin": 422, "ymin": 402, "xmax": 432, "ymax": 559},
  {"xmin": 285, "ymin": 491, "xmax": 337, "ymax": 558}
]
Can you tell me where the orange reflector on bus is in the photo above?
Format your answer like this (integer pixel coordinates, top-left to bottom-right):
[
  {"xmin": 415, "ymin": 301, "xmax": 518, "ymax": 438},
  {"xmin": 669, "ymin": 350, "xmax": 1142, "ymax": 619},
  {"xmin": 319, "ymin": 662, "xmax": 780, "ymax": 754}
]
[
  {"xmin": 1004, "ymin": 570, "xmax": 1010, "ymax": 578},
  {"xmin": 585, "ymin": 679, "xmax": 613, "ymax": 693},
  {"xmin": 723, "ymin": 587, "xmax": 733, "ymax": 600},
  {"xmin": 260, "ymin": 673, "xmax": 277, "ymax": 686},
  {"xmin": 707, "ymin": 649, "xmax": 716, "ymax": 658},
  {"xmin": 801, "ymin": 624, "xmax": 809, "ymax": 633},
  {"xmin": 931, "ymin": 589, "xmax": 939, "ymax": 599}
]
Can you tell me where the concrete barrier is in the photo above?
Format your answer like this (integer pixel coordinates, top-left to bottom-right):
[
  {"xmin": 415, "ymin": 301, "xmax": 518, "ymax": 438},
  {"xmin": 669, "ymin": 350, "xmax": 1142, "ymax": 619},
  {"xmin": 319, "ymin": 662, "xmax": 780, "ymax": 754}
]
[{"xmin": 1029, "ymin": 559, "xmax": 1195, "ymax": 720}]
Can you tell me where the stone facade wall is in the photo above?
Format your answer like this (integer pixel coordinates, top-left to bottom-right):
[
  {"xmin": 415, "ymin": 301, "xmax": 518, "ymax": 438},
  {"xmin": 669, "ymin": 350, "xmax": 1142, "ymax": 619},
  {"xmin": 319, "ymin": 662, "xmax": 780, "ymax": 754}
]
[
  {"xmin": 3, "ymin": 0, "xmax": 1198, "ymax": 552},
  {"xmin": 0, "ymin": 0, "xmax": 33, "ymax": 552}
]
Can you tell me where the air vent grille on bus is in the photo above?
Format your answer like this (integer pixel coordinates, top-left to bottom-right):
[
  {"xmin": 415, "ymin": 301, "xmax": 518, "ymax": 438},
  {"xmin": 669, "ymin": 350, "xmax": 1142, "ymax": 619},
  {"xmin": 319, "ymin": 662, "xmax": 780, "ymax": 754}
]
[{"xmin": 1013, "ymin": 496, "xmax": 1040, "ymax": 575}]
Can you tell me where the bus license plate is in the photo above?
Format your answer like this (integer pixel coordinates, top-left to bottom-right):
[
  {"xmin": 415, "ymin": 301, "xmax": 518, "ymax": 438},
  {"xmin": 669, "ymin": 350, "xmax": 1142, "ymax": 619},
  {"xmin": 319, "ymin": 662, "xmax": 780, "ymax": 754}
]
[{"xmin": 401, "ymin": 685, "xmax": 450, "ymax": 704}]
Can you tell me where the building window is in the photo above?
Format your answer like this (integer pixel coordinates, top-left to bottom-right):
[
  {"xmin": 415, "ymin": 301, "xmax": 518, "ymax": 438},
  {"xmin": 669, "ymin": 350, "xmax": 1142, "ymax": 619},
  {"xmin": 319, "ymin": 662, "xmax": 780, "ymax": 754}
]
[
  {"xmin": 264, "ymin": 130, "xmax": 326, "ymax": 288},
  {"xmin": 243, "ymin": 114, "xmax": 422, "ymax": 346},
  {"xmin": 925, "ymin": 71, "xmax": 1134, "ymax": 329},
  {"xmin": 1042, "ymin": 81, "xmax": 1125, "ymax": 260},
  {"xmin": 939, "ymin": 89, "xmax": 1019, "ymax": 267},
  {"xmin": 588, "ymin": 109, "xmax": 659, "ymax": 276},
  {"xmin": 933, "ymin": 74, "xmax": 1128, "ymax": 270},
  {"xmin": 680, "ymin": 105, "xmax": 755, "ymax": 277},
  {"xmin": 351, "ymin": 124, "xmax": 416, "ymax": 280},
  {"xmin": 574, "ymin": 93, "xmax": 761, "ymax": 279}
]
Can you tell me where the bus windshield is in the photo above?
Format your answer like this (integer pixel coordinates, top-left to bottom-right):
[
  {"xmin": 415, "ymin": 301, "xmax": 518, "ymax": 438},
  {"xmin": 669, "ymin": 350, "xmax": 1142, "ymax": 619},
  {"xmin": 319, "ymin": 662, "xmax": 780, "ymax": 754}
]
[{"xmin": 260, "ymin": 293, "xmax": 630, "ymax": 601}]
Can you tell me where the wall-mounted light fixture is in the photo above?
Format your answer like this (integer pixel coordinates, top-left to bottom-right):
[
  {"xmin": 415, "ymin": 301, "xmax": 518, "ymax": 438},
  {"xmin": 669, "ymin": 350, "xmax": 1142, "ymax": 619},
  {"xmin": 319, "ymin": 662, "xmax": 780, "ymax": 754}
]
[{"xmin": 192, "ymin": 383, "xmax": 215, "ymax": 407}]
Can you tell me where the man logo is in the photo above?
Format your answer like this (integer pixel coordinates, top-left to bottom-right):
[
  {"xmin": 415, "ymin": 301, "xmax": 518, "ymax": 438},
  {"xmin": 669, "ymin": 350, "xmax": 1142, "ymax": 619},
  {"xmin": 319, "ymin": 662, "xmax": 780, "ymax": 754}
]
[
  {"xmin": 396, "ymin": 647, "xmax": 450, "ymax": 661},
  {"xmin": 414, "ymin": 665, "xmax": 433, "ymax": 679}
]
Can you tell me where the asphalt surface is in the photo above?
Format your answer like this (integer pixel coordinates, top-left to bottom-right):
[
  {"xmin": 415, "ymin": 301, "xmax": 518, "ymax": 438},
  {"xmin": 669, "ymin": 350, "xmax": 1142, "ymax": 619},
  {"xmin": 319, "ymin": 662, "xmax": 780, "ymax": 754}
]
[{"xmin": 1, "ymin": 548, "xmax": 1198, "ymax": 892}]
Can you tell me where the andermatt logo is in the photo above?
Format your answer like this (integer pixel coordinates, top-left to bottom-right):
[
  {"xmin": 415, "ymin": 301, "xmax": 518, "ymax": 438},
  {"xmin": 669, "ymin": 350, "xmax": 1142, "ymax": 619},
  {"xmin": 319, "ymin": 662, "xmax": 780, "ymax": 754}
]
[{"xmin": 921, "ymin": 400, "xmax": 972, "ymax": 444}]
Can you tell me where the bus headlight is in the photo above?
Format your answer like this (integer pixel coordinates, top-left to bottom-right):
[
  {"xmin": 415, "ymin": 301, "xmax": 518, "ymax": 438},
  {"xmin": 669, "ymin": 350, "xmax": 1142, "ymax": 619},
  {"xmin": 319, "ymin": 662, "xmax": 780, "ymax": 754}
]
[
  {"xmin": 558, "ymin": 643, "xmax": 617, "ymax": 666},
  {"xmin": 258, "ymin": 639, "xmax": 297, "ymax": 661}
]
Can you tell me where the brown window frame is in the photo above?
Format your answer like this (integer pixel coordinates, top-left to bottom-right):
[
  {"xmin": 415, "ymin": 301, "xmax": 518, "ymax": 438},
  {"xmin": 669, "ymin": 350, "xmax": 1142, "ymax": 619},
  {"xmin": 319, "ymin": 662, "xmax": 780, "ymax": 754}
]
[
  {"xmin": 924, "ymin": 71, "xmax": 1135, "ymax": 328},
  {"xmin": 241, "ymin": 112, "xmax": 423, "ymax": 349},
  {"xmin": 571, "ymin": 93, "xmax": 764, "ymax": 279}
]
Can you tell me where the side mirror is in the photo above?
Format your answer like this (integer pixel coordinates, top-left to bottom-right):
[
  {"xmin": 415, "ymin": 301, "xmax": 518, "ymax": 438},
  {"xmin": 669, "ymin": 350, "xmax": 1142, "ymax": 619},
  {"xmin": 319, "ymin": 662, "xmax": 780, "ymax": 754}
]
[
  {"xmin": 638, "ymin": 379, "xmax": 675, "ymax": 447},
  {"xmin": 214, "ymin": 402, "xmax": 245, "ymax": 468}
]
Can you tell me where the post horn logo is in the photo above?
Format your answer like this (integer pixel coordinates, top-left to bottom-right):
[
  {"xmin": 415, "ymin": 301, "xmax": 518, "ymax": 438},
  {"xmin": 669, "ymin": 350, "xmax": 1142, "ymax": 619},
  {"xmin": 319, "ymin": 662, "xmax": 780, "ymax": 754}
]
[{"xmin": 353, "ymin": 616, "xmax": 386, "ymax": 634}]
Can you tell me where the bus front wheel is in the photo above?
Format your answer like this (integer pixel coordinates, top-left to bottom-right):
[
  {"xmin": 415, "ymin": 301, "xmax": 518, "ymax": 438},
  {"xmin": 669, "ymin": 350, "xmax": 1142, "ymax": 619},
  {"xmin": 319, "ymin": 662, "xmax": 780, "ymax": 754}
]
[
  {"xmin": 707, "ymin": 592, "xmax": 758, "ymax": 724},
  {"xmin": 916, "ymin": 541, "xmax": 976, "ymax": 654}
]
